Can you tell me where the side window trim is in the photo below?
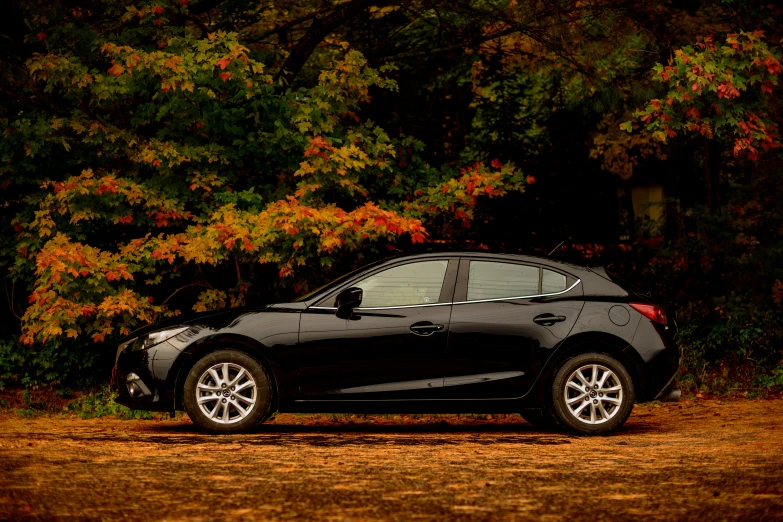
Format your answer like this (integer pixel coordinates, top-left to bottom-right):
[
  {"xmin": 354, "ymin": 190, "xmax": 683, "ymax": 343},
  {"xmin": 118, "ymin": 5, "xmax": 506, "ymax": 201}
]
[{"xmin": 452, "ymin": 279, "xmax": 581, "ymax": 305}]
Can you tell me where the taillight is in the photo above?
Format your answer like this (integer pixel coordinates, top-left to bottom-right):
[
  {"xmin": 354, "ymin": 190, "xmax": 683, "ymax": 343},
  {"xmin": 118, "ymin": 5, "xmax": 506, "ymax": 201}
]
[{"xmin": 630, "ymin": 303, "xmax": 667, "ymax": 325}]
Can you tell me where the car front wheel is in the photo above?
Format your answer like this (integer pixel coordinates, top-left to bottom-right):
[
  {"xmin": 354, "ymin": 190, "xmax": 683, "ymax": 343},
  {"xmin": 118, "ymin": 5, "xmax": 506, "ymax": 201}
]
[
  {"xmin": 551, "ymin": 352, "xmax": 635, "ymax": 435},
  {"xmin": 183, "ymin": 349, "xmax": 272, "ymax": 434}
]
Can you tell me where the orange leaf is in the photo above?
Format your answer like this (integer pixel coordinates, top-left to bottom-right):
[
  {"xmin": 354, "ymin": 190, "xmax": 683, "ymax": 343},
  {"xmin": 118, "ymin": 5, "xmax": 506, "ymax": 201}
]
[{"xmin": 107, "ymin": 64, "xmax": 125, "ymax": 77}]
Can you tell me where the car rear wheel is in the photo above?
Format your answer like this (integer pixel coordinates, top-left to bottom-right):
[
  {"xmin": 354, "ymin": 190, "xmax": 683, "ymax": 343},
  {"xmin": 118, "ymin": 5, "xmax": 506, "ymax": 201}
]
[
  {"xmin": 551, "ymin": 352, "xmax": 634, "ymax": 435},
  {"xmin": 183, "ymin": 350, "xmax": 272, "ymax": 434}
]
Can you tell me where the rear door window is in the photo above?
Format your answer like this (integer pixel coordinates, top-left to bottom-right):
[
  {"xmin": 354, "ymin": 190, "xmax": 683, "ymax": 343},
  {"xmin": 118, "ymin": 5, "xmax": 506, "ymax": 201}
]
[{"xmin": 467, "ymin": 261, "xmax": 539, "ymax": 301}]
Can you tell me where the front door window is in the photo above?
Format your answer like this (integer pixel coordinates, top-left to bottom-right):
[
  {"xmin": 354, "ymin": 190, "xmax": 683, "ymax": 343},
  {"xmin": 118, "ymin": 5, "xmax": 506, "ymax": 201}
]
[{"xmin": 355, "ymin": 260, "xmax": 449, "ymax": 307}]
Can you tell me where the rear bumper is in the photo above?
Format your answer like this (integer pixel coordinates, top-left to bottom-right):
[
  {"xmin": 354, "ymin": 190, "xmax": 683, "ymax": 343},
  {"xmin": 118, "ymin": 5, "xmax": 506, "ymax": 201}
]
[
  {"xmin": 628, "ymin": 318, "xmax": 680, "ymax": 402},
  {"xmin": 653, "ymin": 370, "xmax": 680, "ymax": 401}
]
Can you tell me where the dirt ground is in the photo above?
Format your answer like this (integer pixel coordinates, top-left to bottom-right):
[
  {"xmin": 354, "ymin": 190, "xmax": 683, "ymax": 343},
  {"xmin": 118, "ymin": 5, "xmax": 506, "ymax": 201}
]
[{"xmin": 1, "ymin": 399, "xmax": 782, "ymax": 521}]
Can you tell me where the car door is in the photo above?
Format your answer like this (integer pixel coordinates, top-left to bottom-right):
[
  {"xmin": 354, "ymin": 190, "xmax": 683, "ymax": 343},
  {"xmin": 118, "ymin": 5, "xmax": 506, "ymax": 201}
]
[
  {"xmin": 296, "ymin": 258, "xmax": 458, "ymax": 401},
  {"xmin": 443, "ymin": 258, "xmax": 584, "ymax": 399}
]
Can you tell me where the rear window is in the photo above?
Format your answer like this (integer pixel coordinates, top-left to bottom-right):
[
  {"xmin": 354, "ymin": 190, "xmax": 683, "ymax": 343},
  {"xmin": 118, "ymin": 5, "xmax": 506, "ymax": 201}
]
[{"xmin": 542, "ymin": 269, "xmax": 567, "ymax": 293}]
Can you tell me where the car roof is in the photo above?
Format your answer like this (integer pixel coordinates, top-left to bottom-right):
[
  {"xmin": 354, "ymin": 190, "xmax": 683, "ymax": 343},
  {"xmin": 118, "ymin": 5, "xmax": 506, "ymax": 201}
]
[{"xmin": 378, "ymin": 251, "xmax": 591, "ymax": 276}]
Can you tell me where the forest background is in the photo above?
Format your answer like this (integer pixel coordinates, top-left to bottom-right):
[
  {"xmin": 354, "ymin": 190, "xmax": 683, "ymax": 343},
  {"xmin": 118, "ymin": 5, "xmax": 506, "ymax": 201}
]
[{"xmin": 1, "ymin": 0, "xmax": 782, "ymax": 401}]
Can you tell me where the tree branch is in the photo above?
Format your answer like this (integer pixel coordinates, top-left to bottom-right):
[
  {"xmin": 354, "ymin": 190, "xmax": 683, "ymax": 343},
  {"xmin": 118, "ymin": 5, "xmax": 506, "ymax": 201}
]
[
  {"xmin": 162, "ymin": 282, "xmax": 211, "ymax": 305},
  {"xmin": 274, "ymin": 0, "xmax": 393, "ymax": 88},
  {"xmin": 244, "ymin": 11, "xmax": 325, "ymax": 44}
]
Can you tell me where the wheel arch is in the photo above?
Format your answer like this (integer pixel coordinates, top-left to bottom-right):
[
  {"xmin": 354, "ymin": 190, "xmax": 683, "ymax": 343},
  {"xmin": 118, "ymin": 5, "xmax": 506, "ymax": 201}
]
[
  {"xmin": 529, "ymin": 331, "xmax": 647, "ymax": 404},
  {"xmin": 172, "ymin": 333, "xmax": 282, "ymax": 412}
]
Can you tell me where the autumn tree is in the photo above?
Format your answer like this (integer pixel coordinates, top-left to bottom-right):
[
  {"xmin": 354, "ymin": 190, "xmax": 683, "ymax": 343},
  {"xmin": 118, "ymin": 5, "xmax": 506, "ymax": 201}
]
[
  {"xmin": 0, "ymin": 0, "xmax": 532, "ymax": 381},
  {"xmin": 1, "ymin": 0, "xmax": 782, "ymax": 389}
]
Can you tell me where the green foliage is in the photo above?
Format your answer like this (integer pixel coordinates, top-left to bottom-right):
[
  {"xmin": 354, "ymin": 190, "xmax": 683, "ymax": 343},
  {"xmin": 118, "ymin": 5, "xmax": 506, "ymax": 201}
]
[
  {"xmin": 754, "ymin": 364, "xmax": 783, "ymax": 390},
  {"xmin": 630, "ymin": 32, "xmax": 781, "ymax": 159},
  {"xmin": 463, "ymin": 67, "xmax": 554, "ymax": 163},
  {"xmin": 67, "ymin": 385, "xmax": 153, "ymax": 420},
  {"xmin": 0, "ymin": 339, "xmax": 25, "ymax": 389}
]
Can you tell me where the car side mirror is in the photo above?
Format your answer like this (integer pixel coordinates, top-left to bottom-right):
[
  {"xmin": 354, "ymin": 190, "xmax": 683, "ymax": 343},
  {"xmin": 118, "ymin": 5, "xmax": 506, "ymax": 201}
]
[{"xmin": 335, "ymin": 287, "xmax": 363, "ymax": 319}]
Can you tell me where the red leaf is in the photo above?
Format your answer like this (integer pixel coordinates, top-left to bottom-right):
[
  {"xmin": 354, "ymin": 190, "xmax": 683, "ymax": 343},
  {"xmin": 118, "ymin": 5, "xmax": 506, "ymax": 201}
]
[
  {"xmin": 153, "ymin": 5, "xmax": 164, "ymax": 14},
  {"xmin": 490, "ymin": 158, "xmax": 502, "ymax": 169},
  {"xmin": 219, "ymin": 72, "xmax": 231, "ymax": 82},
  {"xmin": 484, "ymin": 185, "xmax": 494, "ymax": 195},
  {"xmin": 410, "ymin": 232, "xmax": 426, "ymax": 244},
  {"xmin": 217, "ymin": 58, "xmax": 231, "ymax": 70},
  {"xmin": 764, "ymin": 55, "xmax": 781, "ymax": 75},
  {"xmin": 526, "ymin": 175, "xmax": 536, "ymax": 184}
]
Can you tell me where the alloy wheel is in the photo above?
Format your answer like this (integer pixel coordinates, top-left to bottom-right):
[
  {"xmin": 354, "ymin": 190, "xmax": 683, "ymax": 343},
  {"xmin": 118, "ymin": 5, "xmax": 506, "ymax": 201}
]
[
  {"xmin": 564, "ymin": 364, "xmax": 623, "ymax": 425},
  {"xmin": 196, "ymin": 362, "xmax": 257, "ymax": 424}
]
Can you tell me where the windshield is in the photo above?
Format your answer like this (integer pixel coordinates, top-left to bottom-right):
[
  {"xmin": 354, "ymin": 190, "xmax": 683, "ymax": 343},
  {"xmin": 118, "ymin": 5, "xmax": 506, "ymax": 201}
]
[{"xmin": 292, "ymin": 258, "xmax": 389, "ymax": 302}]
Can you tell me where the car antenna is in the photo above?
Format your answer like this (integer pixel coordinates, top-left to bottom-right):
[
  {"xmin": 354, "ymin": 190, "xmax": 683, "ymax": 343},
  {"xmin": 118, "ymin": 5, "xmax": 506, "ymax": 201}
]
[{"xmin": 547, "ymin": 240, "xmax": 565, "ymax": 257}]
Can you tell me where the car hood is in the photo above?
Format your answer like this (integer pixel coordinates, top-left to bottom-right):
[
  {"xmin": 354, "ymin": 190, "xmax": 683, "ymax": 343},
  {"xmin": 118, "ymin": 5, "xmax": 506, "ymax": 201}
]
[{"xmin": 117, "ymin": 306, "xmax": 266, "ymax": 344}]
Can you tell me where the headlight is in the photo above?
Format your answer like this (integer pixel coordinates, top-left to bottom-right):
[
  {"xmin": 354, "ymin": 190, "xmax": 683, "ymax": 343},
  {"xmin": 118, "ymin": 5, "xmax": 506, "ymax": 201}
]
[{"xmin": 125, "ymin": 326, "xmax": 189, "ymax": 352}]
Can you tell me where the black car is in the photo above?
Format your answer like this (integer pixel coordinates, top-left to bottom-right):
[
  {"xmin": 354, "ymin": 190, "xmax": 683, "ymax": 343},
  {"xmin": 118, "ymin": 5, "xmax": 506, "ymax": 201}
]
[{"xmin": 114, "ymin": 252, "xmax": 679, "ymax": 435}]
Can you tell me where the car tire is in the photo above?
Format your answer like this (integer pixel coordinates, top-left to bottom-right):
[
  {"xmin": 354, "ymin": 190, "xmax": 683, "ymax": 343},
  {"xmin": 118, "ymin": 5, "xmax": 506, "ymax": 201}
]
[
  {"xmin": 551, "ymin": 352, "xmax": 635, "ymax": 435},
  {"xmin": 520, "ymin": 408, "xmax": 559, "ymax": 429},
  {"xmin": 183, "ymin": 349, "xmax": 273, "ymax": 434}
]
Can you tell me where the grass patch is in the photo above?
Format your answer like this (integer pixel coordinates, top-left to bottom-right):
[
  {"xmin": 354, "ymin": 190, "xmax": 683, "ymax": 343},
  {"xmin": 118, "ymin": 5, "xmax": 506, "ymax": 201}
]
[{"xmin": 67, "ymin": 385, "xmax": 152, "ymax": 420}]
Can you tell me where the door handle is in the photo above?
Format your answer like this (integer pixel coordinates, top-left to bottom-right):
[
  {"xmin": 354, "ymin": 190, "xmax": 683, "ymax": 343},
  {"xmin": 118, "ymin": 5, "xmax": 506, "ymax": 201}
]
[
  {"xmin": 410, "ymin": 322, "xmax": 445, "ymax": 336},
  {"xmin": 533, "ymin": 314, "xmax": 567, "ymax": 326}
]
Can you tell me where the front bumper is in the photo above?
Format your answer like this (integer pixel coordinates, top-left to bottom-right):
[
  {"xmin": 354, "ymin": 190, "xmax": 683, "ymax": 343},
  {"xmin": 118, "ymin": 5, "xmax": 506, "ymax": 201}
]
[{"xmin": 114, "ymin": 340, "xmax": 180, "ymax": 412}]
